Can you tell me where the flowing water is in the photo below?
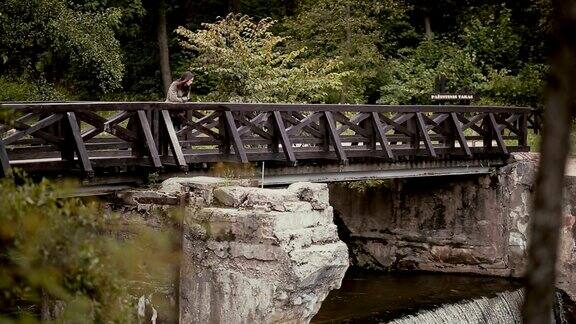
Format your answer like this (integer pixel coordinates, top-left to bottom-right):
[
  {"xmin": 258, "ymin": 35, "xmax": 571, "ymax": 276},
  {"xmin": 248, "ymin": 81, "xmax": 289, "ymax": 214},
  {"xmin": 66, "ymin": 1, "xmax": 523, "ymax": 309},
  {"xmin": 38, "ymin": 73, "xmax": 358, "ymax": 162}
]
[
  {"xmin": 312, "ymin": 270, "xmax": 523, "ymax": 323},
  {"xmin": 388, "ymin": 290, "xmax": 524, "ymax": 324}
]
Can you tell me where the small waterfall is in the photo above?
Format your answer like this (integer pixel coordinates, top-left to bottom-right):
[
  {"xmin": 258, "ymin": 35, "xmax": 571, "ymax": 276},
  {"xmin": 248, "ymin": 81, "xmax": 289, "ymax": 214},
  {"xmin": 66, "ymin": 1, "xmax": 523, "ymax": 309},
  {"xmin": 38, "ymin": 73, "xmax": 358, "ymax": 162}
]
[{"xmin": 389, "ymin": 290, "xmax": 527, "ymax": 324}]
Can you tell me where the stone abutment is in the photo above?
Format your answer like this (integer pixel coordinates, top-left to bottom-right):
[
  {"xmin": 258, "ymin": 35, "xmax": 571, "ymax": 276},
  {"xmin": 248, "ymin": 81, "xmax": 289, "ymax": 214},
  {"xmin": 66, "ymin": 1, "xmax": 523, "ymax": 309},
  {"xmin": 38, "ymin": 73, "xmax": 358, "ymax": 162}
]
[{"xmin": 329, "ymin": 153, "xmax": 576, "ymax": 301}]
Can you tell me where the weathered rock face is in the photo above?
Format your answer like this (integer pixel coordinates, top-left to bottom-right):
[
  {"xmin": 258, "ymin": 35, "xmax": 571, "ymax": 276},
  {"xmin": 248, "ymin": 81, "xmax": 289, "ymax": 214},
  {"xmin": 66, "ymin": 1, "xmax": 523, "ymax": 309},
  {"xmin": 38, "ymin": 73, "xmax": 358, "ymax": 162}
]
[
  {"xmin": 180, "ymin": 181, "xmax": 349, "ymax": 324},
  {"xmin": 330, "ymin": 153, "xmax": 576, "ymax": 300}
]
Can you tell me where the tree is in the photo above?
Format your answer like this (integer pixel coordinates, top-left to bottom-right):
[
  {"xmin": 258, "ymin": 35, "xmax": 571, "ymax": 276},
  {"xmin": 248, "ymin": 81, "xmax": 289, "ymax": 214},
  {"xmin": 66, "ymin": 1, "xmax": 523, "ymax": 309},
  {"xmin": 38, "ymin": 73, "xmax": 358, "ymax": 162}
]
[
  {"xmin": 0, "ymin": 0, "xmax": 130, "ymax": 93},
  {"xmin": 176, "ymin": 14, "xmax": 348, "ymax": 103},
  {"xmin": 523, "ymin": 0, "xmax": 576, "ymax": 323},
  {"xmin": 460, "ymin": 6, "xmax": 522, "ymax": 70},
  {"xmin": 157, "ymin": 0, "xmax": 173, "ymax": 94},
  {"xmin": 282, "ymin": 0, "xmax": 410, "ymax": 103},
  {"xmin": 379, "ymin": 39, "xmax": 485, "ymax": 104}
]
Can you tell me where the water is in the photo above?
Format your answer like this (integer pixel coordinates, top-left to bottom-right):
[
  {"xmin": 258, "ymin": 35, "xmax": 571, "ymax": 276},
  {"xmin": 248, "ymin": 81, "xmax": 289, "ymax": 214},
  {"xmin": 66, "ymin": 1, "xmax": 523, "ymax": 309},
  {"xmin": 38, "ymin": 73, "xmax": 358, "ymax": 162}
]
[
  {"xmin": 312, "ymin": 270, "xmax": 523, "ymax": 323},
  {"xmin": 389, "ymin": 290, "xmax": 524, "ymax": 324}
]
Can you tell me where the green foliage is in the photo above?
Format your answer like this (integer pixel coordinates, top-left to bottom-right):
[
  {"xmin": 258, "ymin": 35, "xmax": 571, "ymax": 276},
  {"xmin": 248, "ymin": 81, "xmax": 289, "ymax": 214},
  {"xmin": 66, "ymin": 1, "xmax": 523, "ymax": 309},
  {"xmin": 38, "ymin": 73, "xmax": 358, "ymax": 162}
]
[
  {"xmin": 460, "ymin": 6, "xmax": 521, "ymax": 70},
  {"xmin": 0, "ymin": 175, "xmax": 179, "ymax": 322},
  {"xmin": 379, "ymin": 39, "xmax": 485, "ymax": 104},
  {"xmin": 282, "ymin": 0, "xmax": 410, "ymax": 102},
  {"xmin": 341, "ymin": 179, "xmax": 393, "ymax": 193},
  {"xmin": 0, "ymin": 0, "xmax": 553, "ymax": 107},
  {"xmin": 0, "ymin": 75, "xmax": 70, "ymax": 102},
  {"xmin": 0, "ymin": 0, "xmax": 128, "ymax": 93},
  {"xmin": 177, "ymin": 14, "xmax": 348, "ymax": 103},
  {"xmin": 479, "ymin": 64, "xmax": 548, "ymax": 106}
]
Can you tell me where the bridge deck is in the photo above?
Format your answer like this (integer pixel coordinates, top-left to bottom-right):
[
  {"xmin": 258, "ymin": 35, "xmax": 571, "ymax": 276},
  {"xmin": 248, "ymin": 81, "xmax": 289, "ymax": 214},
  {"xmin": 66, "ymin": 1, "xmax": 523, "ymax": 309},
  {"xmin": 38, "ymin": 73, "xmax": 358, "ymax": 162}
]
[{"xmin": 0, "ymin": 102, "xmax": 536, "ymax": 182}]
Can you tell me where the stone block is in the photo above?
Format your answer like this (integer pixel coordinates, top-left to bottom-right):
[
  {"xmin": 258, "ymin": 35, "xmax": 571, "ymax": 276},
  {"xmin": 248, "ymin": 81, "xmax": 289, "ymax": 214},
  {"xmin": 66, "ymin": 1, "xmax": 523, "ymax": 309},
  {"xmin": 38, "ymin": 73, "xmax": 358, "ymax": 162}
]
[
  {"xmin": 288, "ymin": 182, "xmax": 330, "ymax": 210},
  {"xmin": 180, "ymin": 182, "xmax": 349, "ymax": 323},
  {"xmin": 213, "ymin": 186, "xmax": 249, "ymax": 207}
]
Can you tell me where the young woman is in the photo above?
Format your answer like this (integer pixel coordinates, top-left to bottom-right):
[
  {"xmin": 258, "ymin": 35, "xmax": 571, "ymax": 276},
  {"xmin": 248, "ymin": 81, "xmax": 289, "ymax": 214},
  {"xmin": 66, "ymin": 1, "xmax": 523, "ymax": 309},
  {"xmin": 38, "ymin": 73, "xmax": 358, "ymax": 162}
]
[
  {"xmin": 165, "ymin": 71, "xmax": 194, "ymax": 103},
  {"xmin": 165, "ymin": 71, "xmax": 194, "ymax": 129}
]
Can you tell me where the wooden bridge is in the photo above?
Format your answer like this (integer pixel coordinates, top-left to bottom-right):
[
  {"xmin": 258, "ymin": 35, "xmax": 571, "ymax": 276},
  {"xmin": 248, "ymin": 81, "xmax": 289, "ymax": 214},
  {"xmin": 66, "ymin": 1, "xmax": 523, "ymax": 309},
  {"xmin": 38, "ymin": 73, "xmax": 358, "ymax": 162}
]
[{"xmin": 0, "ymin": 102, "xmax": 538, "ymax": 185}]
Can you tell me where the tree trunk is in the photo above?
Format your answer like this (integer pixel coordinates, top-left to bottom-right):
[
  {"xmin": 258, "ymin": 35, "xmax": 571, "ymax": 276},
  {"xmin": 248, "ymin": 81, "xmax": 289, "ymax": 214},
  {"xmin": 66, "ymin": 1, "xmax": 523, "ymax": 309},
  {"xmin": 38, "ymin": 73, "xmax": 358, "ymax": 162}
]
[
  {"xmin": 157, "ymin": 0, "xmax": 172, "ymax": 95},
  {"xmin": 340, "ymin": 2, "xmax": 352, "ymax": 104},
  {"xmin": 228, "ymin": 0, "xmax": 240, "ymax": 13},
  {"xmin": 284, "ymin": 0, "xmax": 297, "ymax": 15},
  {"xmin": 522, "ymin": 1, "xmax": 576, "ymax": 323},
  {"xmin": 41, "ymin": 288, "xmax": 50, "ymax": 322},
  {"xmin": 424, "ymin": 16, "xmax": 432, "ymax": 39}
]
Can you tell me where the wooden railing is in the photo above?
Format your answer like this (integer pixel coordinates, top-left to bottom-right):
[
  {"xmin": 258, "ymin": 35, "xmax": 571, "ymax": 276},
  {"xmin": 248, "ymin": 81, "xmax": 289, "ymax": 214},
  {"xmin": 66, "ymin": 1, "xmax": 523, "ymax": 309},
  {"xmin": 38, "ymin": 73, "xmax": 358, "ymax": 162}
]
[{"xmin": 0, "ymin": 102, "xmax": 536, "ymax": 178}]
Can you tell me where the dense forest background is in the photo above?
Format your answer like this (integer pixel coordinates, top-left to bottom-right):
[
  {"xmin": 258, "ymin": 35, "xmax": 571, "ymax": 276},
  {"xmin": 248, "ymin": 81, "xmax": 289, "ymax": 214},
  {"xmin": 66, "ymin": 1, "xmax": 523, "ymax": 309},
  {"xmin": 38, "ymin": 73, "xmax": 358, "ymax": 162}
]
[{"xmin": 0, "ymin": 0, "xmax": 552, "ymax": 107}]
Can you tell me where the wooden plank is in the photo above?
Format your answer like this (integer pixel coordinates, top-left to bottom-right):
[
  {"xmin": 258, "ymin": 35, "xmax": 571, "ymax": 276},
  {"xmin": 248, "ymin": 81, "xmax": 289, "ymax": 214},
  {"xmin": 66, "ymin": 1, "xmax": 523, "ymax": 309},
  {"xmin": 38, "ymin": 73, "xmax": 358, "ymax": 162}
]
[
  {"xmin": 223, "ymin": 111, "xmax": 248, "ymax": 163},
  {"xmin": 0, "ymin": 113, "xmax": 35, "ymax": 133},
  {"xmin": 235, "ymin": 113, "xmax": 273, "ymax": 139},
  {"xmin": 459, "ymin": 113, "xmax": 487, "ymax": 134},
  {"xmin": 519, "ymin": 113, "xmax": 528, "ymax": 147},
  {"xmin": 431, "ymin": 113, "xmax": 450, "ymax": 126},
  {"xmin": 237, "ymin": 112, "xmax": 269, "ymax": 135},
  {"xmin": 371, "ymin": 112, "xmax": 395, "ymax": 160},
  {"xmin": 488, "ymin": 113, "xmax": 508, "ymax": 154},
  {"xmin": 291, "ymin": 111, "xmax": 322, "ymax": 131},
  {"xmin": 333, "ymin": 112, "xmax": 371, "ymax": 137},
  {"xmin": 284, "ymin": 113, "xmax": 323, "ymax": 138},
  {"xmin": 450, "ymin": 113, "xmax": 472, "ymax": 157},
  {"xmin": 337, "ymin": 112, "xmax": 370, "ymax": 134},
  {"xmin": 3, "ymin": 114, "xmax": 63, "ymax": 145},
  {"xmin": 415, "ymin": 112, "xmax": 437, "ymax": 157},
  {"xmin": 272, "ymin": 111, "xmax": 296, "ymax": 164},
  {"xmin": 176, "ymin": 113, "xmax": 221, "ymax": 139},
  {"xmin": 77, "ymin": 111, "xmax": 138, "ymax": 142},
  {"xmin": 0, "ymin": 140, "xmax": 11, "ymax": 177},
  {"xmin": 66, "ymin": 112, "xmax": 94, "ymax": 177},
  {"xmin": 160, "ymin": 110, "xmax": 187, "ymax": 170},
  {"xmin": 136, "ymin": 110, "xmax": 162, "ymax": 168},
  {"xmin": 379, "ymin": 114, "xmax": 414, "ymax": 137},
  {"xmin": 324, "ymin": 111, "xmax": 347, "ymax": 163}
]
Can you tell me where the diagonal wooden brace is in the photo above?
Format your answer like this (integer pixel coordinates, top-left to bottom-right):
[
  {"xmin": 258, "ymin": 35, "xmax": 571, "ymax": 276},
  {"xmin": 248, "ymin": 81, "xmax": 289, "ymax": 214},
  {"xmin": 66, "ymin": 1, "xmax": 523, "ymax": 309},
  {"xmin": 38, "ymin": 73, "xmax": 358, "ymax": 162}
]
[{"xmin": 65, "ymin": 112, "xmax": 94, "ymax": 177}]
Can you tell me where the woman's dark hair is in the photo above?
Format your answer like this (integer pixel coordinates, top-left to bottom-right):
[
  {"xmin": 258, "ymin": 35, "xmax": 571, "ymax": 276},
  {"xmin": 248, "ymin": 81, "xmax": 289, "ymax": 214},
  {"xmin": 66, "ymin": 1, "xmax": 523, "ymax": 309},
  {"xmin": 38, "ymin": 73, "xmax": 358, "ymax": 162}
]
[{"xmin": 177, "ymin": 71, "xmax": 194, "ymax": 91}]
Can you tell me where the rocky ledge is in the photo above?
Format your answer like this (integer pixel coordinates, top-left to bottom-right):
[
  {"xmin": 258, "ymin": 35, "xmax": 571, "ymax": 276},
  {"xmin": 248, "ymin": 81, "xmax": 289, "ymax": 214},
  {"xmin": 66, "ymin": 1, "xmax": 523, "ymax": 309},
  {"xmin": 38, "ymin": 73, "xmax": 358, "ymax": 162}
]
[{"xmin": 179, "ymin": 181, "xmax": 349, "ymax": 323}]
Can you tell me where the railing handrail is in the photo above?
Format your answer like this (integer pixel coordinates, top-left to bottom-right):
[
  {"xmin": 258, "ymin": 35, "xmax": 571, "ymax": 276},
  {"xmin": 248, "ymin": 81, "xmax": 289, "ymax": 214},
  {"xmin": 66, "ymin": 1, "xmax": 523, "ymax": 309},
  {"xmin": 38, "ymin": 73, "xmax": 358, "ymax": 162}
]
[
  {"xmin": 0, "ymin": 101, "xmax": 536, "ymax": 113},
  {"xmin": 0, "ymin": 100, "xmax": 538, "ymax": 179}
]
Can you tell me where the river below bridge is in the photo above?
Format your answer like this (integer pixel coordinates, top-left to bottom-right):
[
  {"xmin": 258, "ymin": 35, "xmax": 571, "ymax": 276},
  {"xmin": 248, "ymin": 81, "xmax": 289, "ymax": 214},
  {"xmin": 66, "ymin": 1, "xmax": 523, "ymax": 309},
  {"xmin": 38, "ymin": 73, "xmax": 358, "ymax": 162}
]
[{"xmin": 312, "ymin": 270, "xmax": 523, "ymax": 323}]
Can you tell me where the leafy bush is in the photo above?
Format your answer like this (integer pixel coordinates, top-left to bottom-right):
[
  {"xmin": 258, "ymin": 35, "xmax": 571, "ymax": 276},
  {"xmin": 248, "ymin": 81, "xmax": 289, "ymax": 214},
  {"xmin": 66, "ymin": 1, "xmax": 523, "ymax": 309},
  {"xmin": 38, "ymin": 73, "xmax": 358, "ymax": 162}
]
[
  {"xmin": 0, "ymin": 175, "xmax": 179, "ymax": 322},
  {"xmin": 0, "ymin": 0, "xmax": 125, "ymax": 92},
  {"xmin": 379, "ymin": 39, "xmax": 485, "ymax": 104},
  {"xmin": 460, "ymin": 6, "xmax": 522, "ymax": 70},
  {"xmin": 479, "ymin": 64, "xmax": 547, "ymax": 107},
  {"xmin": 0, "ymin": 75, "xmax": 70, "ymax": 101},
  {"xmin": 281, "ymin": 0, "xmax": 408, "ymax": 103},
  {"xmin": 176, "ymin": 14, "xmax": 349, "ymax": 103}
]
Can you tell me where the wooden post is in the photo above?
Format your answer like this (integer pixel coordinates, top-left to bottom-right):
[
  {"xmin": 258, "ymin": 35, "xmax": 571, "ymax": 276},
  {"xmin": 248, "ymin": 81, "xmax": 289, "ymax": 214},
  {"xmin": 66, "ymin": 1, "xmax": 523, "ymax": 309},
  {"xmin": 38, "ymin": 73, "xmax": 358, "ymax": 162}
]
[
  {"xmin": 482, "ymin": 114, "xmax": 494, "ymax": 150},
  {"xmin": 65, "ymin": 112, "xmax": 94, "ymax": 177},
  {"xmin": 136, "ymin": 110, "xmax": 162, "ymax": 169},
  {"xmin": 324, "ymin": 111, "xmax": 347, "ymax": 164},
  {"xmin": 371, "ymin": 112, "xmax": 394, "ymax": 160},
  {"xmin": 0, "ymin": 140, "xmax": 11, "ymax": 177},
  {"xmin": 272, "ymin": 111, "xmax": 296, "ymax": 164},
  {"xmin": 160, "ymin": 110, "xmax": 187, "ymax": 170},
  {"xmin": 416, "ymin": 113, "xmax": 436, "ymax": 158},
  {"xmin": 223, "ymin": 111, "xmax": 248, "ymax": 163},
  {"xmin": 449, "ymin": 113, "xmax": 472, "ymax": 157},
  {"xmin": 519, "ymin": 112, "xmax": 529, "ymax": 148},
  {"xmin": 218, "ymin": 111, "xmax": 231, "ymax": 155},
  {"xmin": 406, "ymin": 114, "xmax": 420, "ymax": 150}
]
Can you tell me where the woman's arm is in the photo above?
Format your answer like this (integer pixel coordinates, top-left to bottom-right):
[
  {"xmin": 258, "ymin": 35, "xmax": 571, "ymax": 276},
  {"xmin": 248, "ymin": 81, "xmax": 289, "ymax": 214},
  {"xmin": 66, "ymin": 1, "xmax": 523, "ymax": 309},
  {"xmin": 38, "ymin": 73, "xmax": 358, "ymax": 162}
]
[
  {"xmin": 177, "ymin": 87, "xmax": 190, "ymax": 102},
  {"xmin": 166, "ymin": 82, "xmax": 186, "ymax": 103}
]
